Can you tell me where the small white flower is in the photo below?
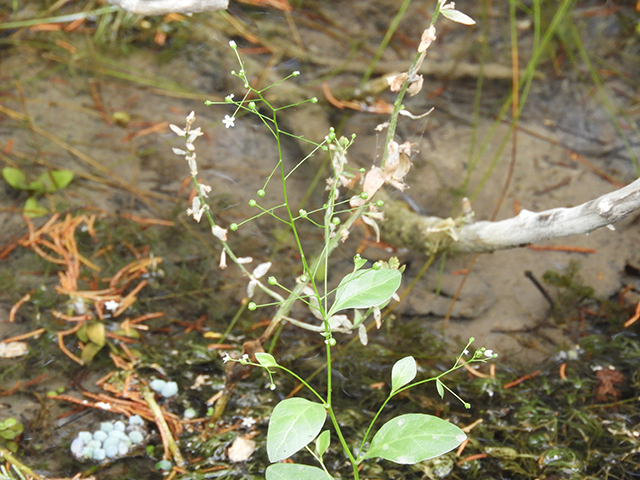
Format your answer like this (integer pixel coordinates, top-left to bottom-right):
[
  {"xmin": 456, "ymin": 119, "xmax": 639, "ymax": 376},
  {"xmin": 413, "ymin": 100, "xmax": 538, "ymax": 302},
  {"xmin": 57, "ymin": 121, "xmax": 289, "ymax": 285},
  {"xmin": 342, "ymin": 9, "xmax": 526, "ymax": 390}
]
[
  {"xmin": 186, "ymin": 111, "xmax": 196, "ymax": 125},
  {"xmin": 240, "ymin": 417, "xmax": 256, "ymax": 429},
  {"xmin": 187, "ymin": 127, "xmax": 203, "ymax": 144},
  {"xmin": 225, "ymin": 94, "xmax": 235, "ymax": 102},
  {"xmin": 200, "ymin": 184, "xmax": 212, "ymax": 197},
  {"xmin": 484, "ymin": 349, "xmax": 495, "ymax": 358},
  {"xmin": 187, "ymin": 158, "xmax": 198, "ymax": 176},
  {"xmin": 222, "ymin": 353, "xmax": 231, "ymax": 363},
  {"xmin": 252, "ymin": 262, "xmax": 272, "ymax": 279},
  {"xmin": 212, "ymin": 224, "xmax": 228, "ymax": 241},
  {"xmin": 193, "ymin": 208, "xmax": 206, "ymax": 223},
  {"xmin": 172, "ymin": 148, "xmax": 187, "ymax": 156},
  {"xmin": 105, "ymin": 300, "xmax": 120, "ymax": 312},
  {"xmin": 293, "ymin": 70, "xmax": 300, "ymax": 76},
  {"xmin": 186, "ymin": 197, "xmax": 206, "ymax": 222},
  {"xmin": 222, "ymin": 115, "xmax": 235, "ymax": 129},
  {"xmin": 269, "ymin": 383, "xmax": 276, "ymax": 391},
  {"xmin": 247, "ymin": 279, "xmax": 258, "ymax": 298},
  {"xmin": 229, "ymin": 40, "xmax": 237, "ymax": 48},
  {"xmin": 463, "ymin": 349, "xmax": 469, "ymax": 356},
  {"xmin": 169, "ymin": 124, "xmax": 186, "ymax": 136}
]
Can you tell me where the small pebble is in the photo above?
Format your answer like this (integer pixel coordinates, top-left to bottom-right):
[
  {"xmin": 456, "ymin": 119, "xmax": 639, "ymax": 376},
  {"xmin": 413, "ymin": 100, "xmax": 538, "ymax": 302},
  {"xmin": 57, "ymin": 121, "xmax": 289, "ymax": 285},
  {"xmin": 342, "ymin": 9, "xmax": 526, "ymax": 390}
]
[
  {"xmin": 118, "ymin": 440, "xmax": 130, "ymax": 455},
  {"xmin": 129, "ymin": 431, "xmax": 144, "ymax": 444},
  {"xmin": 93, "ymin": 430, "xmax": 108, "ymax": 442},
  {"xmin": 184, "ymin": 408, "xmax": 196, "ymax": 419},
  {"xmin": 160, "ymin": 381, "xmax": 178, "ymax": 398},
  {"xmin": 93, "ymin": 448, "xmax": 106, "ymax": 461},
  {"xmin": 104, "ymin": 444, "xmax": 119, "ymax": 459},
  {"xmin": 129, "ymin": 415, "xmax": 144, "ymax": 426},
  {"xmin": 70, "ymin": 437, "xmax": 84, "ymax": 457},
  {"xmin": 149, "ymin": 379, "xmax": 166, "ymax": 393},
  {"xmin": 78, "ymin": 431, "xmax": 92, "ymax": 443},
  {"xmin": 100, "ymin": 422, "xmax": 114, "ymax": 432},
  {"xmin": 103, "ymin": 437, "xmax": 120, "ymax": 449},
  {"xmin": 113, "ymin": 420, "xmax": 126, "ymax": 432},
  {"xmin": 81, "ymin": 447, "xmax": 95, "ymax": 459},
  {"xmin": 108, "ymin": 429, "xmax": 127, "ymax": 440},
  {"xmin": 87, "ymin": 440, "xmax": 102, "ymax": 450}
]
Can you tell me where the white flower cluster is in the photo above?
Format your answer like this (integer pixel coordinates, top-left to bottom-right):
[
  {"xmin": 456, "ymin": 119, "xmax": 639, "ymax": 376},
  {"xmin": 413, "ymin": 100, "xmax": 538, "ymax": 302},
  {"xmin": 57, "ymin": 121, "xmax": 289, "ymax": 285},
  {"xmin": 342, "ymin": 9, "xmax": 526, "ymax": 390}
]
[
  {"xmin": 170, "ymin": 111, "xmax": 204, "ymax": 177},
  {"xmin": 170, "ymin": 112, "xmax": 215, "ymax": 224},
  {"xmin": 70, "ymin": 415, "xmax": 147, "ymax": 461}
]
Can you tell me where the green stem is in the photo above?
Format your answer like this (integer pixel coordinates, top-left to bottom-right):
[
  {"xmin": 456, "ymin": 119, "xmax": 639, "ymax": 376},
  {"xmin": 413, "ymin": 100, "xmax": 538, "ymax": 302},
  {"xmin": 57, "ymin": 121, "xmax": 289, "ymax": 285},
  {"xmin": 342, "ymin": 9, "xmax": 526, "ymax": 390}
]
[
  {"xmin": 0, "ymin": 446, "xmax": 44, "ymax": 480},
  {"xmin": 268, "ymin": 364, "xmax": 327, "ymax": 405},
  {"xmin": 380, "ymin": 3, "xmax": 442, "ymax": 169},
  {"xmin": 142, "ymin": 387, "xmax": 185, "ymax": 467},
  {"xmin": 327, "ymin": 406, "xmax": 359, "ymax": 480}
]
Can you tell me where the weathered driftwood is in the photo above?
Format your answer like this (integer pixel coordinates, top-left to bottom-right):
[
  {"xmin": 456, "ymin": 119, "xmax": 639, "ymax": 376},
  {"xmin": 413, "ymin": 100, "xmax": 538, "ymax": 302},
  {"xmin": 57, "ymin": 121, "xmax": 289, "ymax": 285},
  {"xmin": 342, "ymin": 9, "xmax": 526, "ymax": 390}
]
[
  {"xmin": 107, "ymin": 0, "xmax": 228, "ymax": 15},
  {"xmin": 380, "ymin": 176, "xmax": 640, "ymax": 255}
]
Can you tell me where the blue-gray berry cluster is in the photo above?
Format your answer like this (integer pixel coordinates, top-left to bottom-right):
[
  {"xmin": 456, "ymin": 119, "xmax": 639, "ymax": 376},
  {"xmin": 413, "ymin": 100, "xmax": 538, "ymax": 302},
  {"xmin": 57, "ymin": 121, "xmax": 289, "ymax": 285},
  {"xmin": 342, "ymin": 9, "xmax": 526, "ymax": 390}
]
[{"xmin": 70, "ymin": 415, "xmax": 147, "ymax": 461}]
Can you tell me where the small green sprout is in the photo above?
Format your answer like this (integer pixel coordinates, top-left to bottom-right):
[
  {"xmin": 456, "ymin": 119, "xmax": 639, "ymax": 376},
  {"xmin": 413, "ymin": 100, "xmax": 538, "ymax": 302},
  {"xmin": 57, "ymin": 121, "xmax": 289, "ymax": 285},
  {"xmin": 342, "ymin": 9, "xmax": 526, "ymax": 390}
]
[
  {"xmin": 0, "ymin": 417, "xmax": 24, "ymax": 453},
  {"xmin": 2, "ymin": 167, "xmax": 74, "ymax": 218}
]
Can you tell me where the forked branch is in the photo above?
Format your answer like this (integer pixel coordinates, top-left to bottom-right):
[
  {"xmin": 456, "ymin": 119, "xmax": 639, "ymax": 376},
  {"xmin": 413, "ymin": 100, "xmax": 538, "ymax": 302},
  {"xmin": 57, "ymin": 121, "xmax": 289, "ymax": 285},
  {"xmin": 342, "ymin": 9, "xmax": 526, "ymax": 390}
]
[
  {"xmin": 107, "ymin": 0, "xmax": 228, "ymax": 15},
  {"xmin": 380, "ymin": 176, "xmax": 640, "ymax": 255}
]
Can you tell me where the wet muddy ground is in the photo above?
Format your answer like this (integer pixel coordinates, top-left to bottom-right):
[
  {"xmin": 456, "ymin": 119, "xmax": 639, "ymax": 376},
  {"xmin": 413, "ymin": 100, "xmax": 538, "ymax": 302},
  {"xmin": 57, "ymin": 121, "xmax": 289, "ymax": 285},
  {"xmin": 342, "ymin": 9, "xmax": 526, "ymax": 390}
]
[{"xmin": 1, "ymin": 1, "xmax": 640, "ymax": 479}]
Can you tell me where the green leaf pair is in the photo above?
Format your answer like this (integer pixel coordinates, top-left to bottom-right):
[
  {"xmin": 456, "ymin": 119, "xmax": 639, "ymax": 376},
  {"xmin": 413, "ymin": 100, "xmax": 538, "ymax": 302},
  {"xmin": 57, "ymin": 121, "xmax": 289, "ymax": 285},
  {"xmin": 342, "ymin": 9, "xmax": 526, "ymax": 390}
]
[
  {"xmin": 264, "ymin": 356, "xmax": 466, "ymax": 479},
  {"xmin": 2, "ymin": 167, "xmax": 74, "ymax": 218}
]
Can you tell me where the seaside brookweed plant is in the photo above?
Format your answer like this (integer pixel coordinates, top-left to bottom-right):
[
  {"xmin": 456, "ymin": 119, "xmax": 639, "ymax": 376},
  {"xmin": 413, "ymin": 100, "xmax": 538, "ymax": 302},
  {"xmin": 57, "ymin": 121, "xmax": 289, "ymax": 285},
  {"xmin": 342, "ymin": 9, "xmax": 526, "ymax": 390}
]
[{"xmin": 170, "ymin": 2, "xmax": 494, "ymax": 478}]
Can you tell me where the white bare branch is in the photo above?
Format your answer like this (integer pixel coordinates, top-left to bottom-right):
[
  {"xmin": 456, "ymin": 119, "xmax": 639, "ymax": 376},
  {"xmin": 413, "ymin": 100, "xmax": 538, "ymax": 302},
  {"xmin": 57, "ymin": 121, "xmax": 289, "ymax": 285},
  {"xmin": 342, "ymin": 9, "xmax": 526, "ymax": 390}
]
[
  {"xmin": 380, "ymin": 177, "xmax": 640, "ymax": 255},
  {"xmin": 455, "ymin": 176, "xmax": 640, "ymax": 252},
  {"xmin": 107, "ymin": 0, "xmax": 228, "ymax": 15}
]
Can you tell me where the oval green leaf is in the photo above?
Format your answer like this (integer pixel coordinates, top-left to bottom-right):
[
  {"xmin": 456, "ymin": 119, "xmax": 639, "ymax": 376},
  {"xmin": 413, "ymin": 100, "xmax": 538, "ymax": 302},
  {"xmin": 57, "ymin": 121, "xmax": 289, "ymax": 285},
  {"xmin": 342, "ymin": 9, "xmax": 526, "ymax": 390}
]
[
  {"xmin": 23, "ymin": 197, "xmax": 49, "ymax": 218},
  {"xmin": 266, "ymin": 463, "xmax": 332, "ymax": 480},
  {"xmin": 267, "ymin": 398, "xmax": 327, "ymax": 462},
  {"xmin": 440, "ymin": 8, "xmax": 476, "ymax": 25},
  {"xmin": 316, "ymin": 430, "xmax": 330, "ymax": 457},
  {"xmin": 391, "ymin": 356, "xmax": 417, "ymax": 393},
  {"xmin": 86, "ymin": 321, "xmax": 106, "ymax": 347},
  {"xmin": 363, "ymin": 413, "xmax": 466, "ymax": 464},
  {"xmin": 436, "ymin": 378, "xmax": 445, "ymax": 399},
  {"xmin": 256, "ymin": 352, "xmax": 278, "ymax": 368},
  {"xmin": 0, "ymin": 430, "xmax": 18, "ymax": 440},
  {"xmin": 2, "ymin": 167, "xmax": 29, "ymax": 190},
  {"xmin": 81, "ymin": 342, "xmax": 103, "ymax": 363},
  {"xmin": 37, "ymin": 169, "xmax": 74, "ymax": 193},
  {"xmin": 328, "ymin": 268, "xmax": 401, "ymax": 316}
]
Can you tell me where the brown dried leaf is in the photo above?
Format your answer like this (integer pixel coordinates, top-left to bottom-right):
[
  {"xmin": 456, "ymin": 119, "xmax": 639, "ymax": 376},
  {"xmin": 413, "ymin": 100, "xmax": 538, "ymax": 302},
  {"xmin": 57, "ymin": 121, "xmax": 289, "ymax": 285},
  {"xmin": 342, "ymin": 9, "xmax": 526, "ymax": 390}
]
[
  {"xmin": 386, "ymin": 73, "xmax": 408, "ymax": 92},
  {"xmin": 351, "ymin": 167, "xmax": 386, "ymax": 207},
  {"xmin": 227, "ymin": 435, "xmax": 256, "ymax": 462},
  {"xmin": 383, "ymin": 141, "xmax": 412, "ymax": 191},
  {"xmin": 595, "ymin": 368, "xmax": 624, "ymax": 401},
  {"xmin": 418, "ymin": 26, "xmax": 436, "ymax": 52},
  {"xmin": 407, "ymin": 75, "xmax": 424, "ymax": 96},
  {"xmin": 361, "ymin": 214, "xmax": 381, "ymax": 243}
]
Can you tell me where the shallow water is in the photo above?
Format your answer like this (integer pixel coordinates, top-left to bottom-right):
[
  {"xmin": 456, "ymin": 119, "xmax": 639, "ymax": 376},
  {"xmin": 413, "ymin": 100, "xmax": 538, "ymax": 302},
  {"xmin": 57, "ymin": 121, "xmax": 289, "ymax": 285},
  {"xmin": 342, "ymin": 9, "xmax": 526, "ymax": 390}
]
[{"xmin": 1, "ymin": 1, "xmax": 639, "ymax": 479}]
